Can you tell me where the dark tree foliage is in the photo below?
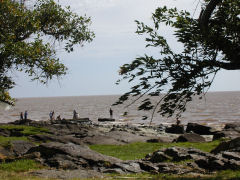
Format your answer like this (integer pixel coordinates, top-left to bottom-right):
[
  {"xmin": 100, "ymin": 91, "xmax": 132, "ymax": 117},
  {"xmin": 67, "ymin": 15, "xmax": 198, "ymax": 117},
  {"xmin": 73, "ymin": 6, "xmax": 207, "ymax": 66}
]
[
  {"xmin": 115, "ymin": 0, "xmax": 240, "ymax": 121},
  {"xmin": 0, "ymin": 0, "xmax": 94, "ymax": 104}
]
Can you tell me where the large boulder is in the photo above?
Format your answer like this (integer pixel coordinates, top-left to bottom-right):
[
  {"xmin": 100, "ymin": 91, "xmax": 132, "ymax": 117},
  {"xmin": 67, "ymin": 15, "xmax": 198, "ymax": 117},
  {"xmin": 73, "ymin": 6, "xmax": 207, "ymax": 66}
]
[
  {"xmin": 149, "ymin": 151, "xmax": 171, "ymax": 163},
  {"xmin": 113, "ymin": 161, "xmax": 143, "ymax": 173},
  {"xmin": 186, "ymin": 123, "xmax": 214, "ymax": 135},
  {"xmin": 195, "ymin": 157, "xmax": 226, "ymax": 171},
  {"xmin": 27, "ymin": 142, "xmax": 122, "ymax": 169},
  {"xmin": 213, "ymin": 130, "xmax": 240, "ymax": 140},
  {"xmin": 211, "ymin": 137, "xmax": 240, "ymax": 154},
  {"xmin": 175, "ymin": 133, "xmax": 206, "ymax": 143},
  {"xmin": 165, "ymin": 124, "xmax": 184, "ymax": 134},
  {"xmin": 138, "ymin": 160, "xmax": 193, "ymax": 174},
  {"xmin": 224, "ymin": 123, "xmax": 240, "ymax": 133},
  {"xmin": 10, "ymin": 140, "xmax": 36, "ymax": 156}
]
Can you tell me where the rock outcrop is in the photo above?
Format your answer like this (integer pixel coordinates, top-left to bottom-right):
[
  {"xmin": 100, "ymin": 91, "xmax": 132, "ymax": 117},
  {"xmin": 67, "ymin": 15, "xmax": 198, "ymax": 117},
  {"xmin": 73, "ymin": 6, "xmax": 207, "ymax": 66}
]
[
  {"xmin": 186, "ymin": 123, "xmax": 215, "ymax": 135},
  {"xmin": 165, "ymin": 124, "xmax": 184, "ymax": 134},
  {"xmin": 175, "ymin": 133, "xmax": 206, "ymax": 143}
]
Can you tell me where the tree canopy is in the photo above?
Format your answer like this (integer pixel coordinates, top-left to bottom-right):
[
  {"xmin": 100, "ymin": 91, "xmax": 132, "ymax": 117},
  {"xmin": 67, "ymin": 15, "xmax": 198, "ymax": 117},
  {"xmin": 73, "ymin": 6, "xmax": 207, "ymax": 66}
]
[
  {"xmin": 0, "ymin": 0, "xmax": 94, "ymax": 104},
  {"xmin": 115, "ymin": 0, "xmax": 240, "ymax": 122}
]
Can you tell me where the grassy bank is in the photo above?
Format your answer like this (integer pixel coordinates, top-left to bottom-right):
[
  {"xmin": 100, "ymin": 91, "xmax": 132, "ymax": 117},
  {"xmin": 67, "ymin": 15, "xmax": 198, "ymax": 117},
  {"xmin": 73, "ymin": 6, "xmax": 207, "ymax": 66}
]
[
  {"xmin": 0, "ymin": 125, "xmax": 49, "ymax": 147},
  {"xmin": 0, "ymin": 159, "xmax": 48, "ymax": 180},
  {"xmin": 89, "ymin": 140, "xmax": 221, "ymax": 160},
  {"xmin": 106, "ymin": 170, "xmax": 240, "ymax": 180},
  {"xmin": 90, "ymin": 140, "xmax": 240, "ymax": 179},
  {"xmin": 0, "ymin": 125, "xmax": 49, "ymax": 136}
]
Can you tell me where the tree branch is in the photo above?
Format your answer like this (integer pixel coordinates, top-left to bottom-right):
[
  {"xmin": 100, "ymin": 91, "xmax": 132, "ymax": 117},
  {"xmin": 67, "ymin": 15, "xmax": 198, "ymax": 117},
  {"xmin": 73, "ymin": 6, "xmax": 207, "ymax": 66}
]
[{"xmin": 199, "ymin": 0, "xmax": 223, "ymax": 32}]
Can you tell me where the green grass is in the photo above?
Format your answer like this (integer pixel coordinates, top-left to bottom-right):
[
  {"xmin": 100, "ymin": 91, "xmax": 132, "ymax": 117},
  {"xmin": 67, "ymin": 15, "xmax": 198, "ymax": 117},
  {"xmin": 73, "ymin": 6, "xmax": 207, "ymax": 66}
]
[
  {"xmin": 0, "ymin": 136, "xmax": 29, "ymax": 147},
  {"xmin": 89, "ymin": 141, "xmax": 221, "ymax": 160},
  {"xmin": 0, "ymin": 159, "xmax": 43, "ymax": 172},
  {"xmin": 0, "ymin": 170, "xmax": 55, "ymax": 180},
  {"xmin": 105, "ymin": 170, "xmax": 240, "ymax": 180},
  {"xmin": 0, "ymin": 125, "xmax": 49, "ymax": 136}
]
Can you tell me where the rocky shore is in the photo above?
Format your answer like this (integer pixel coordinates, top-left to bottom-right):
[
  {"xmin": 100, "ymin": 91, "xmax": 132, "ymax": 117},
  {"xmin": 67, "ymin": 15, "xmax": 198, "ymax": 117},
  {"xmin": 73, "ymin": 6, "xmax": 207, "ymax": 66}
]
[{"xmin": 0, "ymin": 118, "xmax": 240, "ymax": 179}]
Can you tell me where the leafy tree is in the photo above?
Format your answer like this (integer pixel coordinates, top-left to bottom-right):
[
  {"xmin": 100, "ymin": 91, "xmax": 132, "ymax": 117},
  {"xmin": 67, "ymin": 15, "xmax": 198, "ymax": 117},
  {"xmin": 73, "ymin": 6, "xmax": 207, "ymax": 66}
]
[
  {"xmin": 0, "ymin": 0, "xmax": 94, "ymax": 104},
  {"xmin": 115, "ymin": 0, "xmax": 239, "ymax": 122}
]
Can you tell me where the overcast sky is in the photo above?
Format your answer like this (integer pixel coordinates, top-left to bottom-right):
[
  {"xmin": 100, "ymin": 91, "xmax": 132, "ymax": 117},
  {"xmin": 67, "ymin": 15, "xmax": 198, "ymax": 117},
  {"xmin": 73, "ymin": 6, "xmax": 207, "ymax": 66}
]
[{"xmin": 10, "ymin": 0, "xmax": 240, "ymax": 98}]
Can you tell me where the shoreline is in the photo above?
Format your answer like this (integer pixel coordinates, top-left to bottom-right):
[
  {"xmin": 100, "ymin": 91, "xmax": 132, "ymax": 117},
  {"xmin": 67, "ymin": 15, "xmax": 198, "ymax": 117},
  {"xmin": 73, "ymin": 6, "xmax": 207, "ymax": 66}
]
[{"xmin": 0, "ymin": 119, "xmax": 239, "ymax": 179}]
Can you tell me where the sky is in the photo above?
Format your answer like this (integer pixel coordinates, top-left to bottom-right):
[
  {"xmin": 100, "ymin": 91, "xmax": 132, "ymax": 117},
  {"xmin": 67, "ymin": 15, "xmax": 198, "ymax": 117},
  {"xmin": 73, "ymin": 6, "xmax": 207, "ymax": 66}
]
[{"xmin": 10, "ymin": 0, "xmax": 240, "ymax": 98}]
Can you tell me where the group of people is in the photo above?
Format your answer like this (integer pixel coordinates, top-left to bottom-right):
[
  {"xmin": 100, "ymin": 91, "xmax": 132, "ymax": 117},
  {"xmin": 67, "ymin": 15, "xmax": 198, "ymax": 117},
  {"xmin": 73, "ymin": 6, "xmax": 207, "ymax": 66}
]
[
  {"xmin": 20, "ymin": 111, "xmax": 28, "ymax": 120},
  {"xmin": 49, "ymin": 111, "xmax": 61, "ymax": 120},
  {"xmin": 19, "ymin": 108, "xmax": 114, "ymax": 121}
]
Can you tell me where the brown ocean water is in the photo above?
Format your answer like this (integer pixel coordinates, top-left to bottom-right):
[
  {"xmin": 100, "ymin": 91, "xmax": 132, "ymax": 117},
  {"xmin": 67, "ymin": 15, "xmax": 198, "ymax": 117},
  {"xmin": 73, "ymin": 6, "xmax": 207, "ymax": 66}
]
[{"xmin": 0, "ymin": 91, "xmax": 240, "ymax": 126}]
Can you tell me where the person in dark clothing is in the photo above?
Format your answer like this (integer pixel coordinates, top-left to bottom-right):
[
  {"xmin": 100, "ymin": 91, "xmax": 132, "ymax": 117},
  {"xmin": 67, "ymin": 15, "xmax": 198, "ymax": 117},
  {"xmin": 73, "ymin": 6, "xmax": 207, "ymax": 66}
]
[
  {"xmin": 73, "ymin": 110, "xmax": 77, "ymax": 119},
  {"xmin": 24, "ymin": 111, "xmax": 28, "ymax": 120},
  {"xmin": 109, "ymin": 108, "xmax": 113, "ymax": 118},
  {"xmin": 20, "ymin": 112, "xmax": 23, "ymax": 120},
  {"xmin": 52, "ymin": 111, "xmax": 55, "ymax": 120},
  {"xmin": 49, "ymin": 111, "xmax": 53, "ymax": 120}
]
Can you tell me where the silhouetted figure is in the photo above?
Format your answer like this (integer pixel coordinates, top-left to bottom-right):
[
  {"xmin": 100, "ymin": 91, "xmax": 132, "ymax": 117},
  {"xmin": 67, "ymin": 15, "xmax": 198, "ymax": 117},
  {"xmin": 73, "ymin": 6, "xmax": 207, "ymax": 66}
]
[
  {"xmin": 49, "ymin": 111, "xmax": 53, "ymax": 120},
  {"xmin": 24, "ymin": 111, "xmax": 28, "ymax": 120},
  {"xmin": 109, "ymin": 108, "xmax": 113, "ymax": 118},
  {"xmin": 56, "ymin": 115, "xmax": 61, "ymax": 120},
  {"xmin": 73, "ymin": 110, "xmax": 77, "ymax": 119},
  {"xmin": 20, "ymin": 112, "xmax": 23, "ymax": 120},
  {"xmin": 52, "ymin": 111, "xmax": 55, "ymax": 120},
  {"xmin": 123, "ymin": 111, "xmax": 128, "ymax": 116}
]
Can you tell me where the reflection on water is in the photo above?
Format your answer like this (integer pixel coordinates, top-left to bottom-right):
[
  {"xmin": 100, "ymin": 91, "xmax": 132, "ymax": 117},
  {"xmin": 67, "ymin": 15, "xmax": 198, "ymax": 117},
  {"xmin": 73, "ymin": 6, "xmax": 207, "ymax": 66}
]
[{"xmin": 0, "ymin": 91, "xmax": 240, "ymax": 126}]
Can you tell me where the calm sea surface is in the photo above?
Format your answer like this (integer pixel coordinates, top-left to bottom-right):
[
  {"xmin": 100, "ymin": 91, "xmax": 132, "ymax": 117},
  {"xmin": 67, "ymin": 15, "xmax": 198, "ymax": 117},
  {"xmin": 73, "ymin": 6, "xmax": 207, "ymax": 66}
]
[{"xmin": 1, "ymin": 91, "xmax": 240, "ymax": 126}]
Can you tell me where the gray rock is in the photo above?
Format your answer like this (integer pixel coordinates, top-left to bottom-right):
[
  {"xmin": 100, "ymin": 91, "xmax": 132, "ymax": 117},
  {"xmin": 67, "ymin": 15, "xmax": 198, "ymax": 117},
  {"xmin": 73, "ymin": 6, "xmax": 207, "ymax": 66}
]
[
  {"xmin": 149, "ymin": 151, "xmax": 171, "ymax": 163},
  {"xmin": 138, "ymin": 161, "xmax": 159, "ymax": 173},
  {"xmin": 164, "ymin": 147, "xmax": 191, "ymax": 161},
  {"xmin": 186, "ymin": 123, "xmax": 214, "ymax": 135},
  {"xmin": 175, "ymin": 133, "xmax": 205, "ymax": 143},
  {"xmin": 10, "ymin": 140, "xmax": 36, "ymax": 156},
  {"xmin": 195, "ymin": 158, "xmax": 226, "ymax": 171},
  {"xmin": 222, "ymin": 151, "xmax": 240, "ymax": 161},
  {"xmin": 211, "ymin": 137, "xmax": 240, "ymax": 154},
  {"xmin": 165, "ymin": 124, "xmax": 184, "ymax": 134},
  {"xmin": 213, "ymin": 130, "xmax": 240, "ymax": 140},
  {"xmin": 225, "ymin": 159, "xmax": 240, "ymax": 170},
  {"xmin": 46, "ymin": 154, "xmax": 79, "ymax": 170},
  {"xmin": 27, "ymin": 142, "xmax": 122, "ymax": 169},
  {"xmin": 101, "ymin": 168, "xmax": 125, "ymax": 174},
  {"xmin": 224, "ymin": 123, "xmax": 240, "ymax": 133},
  {"xmin": 29, "ymin": 134, "xmax": 84, "ymax": 145},
  {"xmin": 113, "ymin": 161, "xmax": 143, "ymax": 173},
  {"xmin": 157, "ymin": 162, "xmax": 191, "ymax": 174}
]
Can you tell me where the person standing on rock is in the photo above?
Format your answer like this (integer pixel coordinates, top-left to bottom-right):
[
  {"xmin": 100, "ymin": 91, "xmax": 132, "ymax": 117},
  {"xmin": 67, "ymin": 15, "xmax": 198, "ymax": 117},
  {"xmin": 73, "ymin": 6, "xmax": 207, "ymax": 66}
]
[
  {"xmin": 52, "ymin": 111, "xmax": 55, "ymax": 120},
  {"xmin": 49, "ymin": 111, "xmax": 53, "ymax": 120},
  {"xmin": 109, "ymin": 108, "xmax": 113, "ymax": 119},
  {"xmin": 20, "ymin": 112, "xmax": 23, "ymax": 120},
  {"xmin": 73, "ymin": 110, "xmax": 77, "ymax": 119},
  {"xmin": 56, "ymin": 115, "xmax": 61, "ymax": 120},
  {"xmin": 24, "ymin": 110, "xmax": 28, "ymax": 120}
]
